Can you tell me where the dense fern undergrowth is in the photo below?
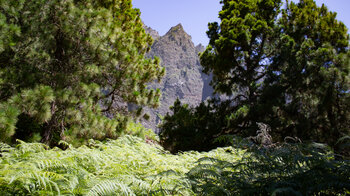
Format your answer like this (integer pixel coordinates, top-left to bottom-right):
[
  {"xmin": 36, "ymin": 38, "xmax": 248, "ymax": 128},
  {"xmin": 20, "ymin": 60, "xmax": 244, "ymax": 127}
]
[
  {"xmin": 0, "ymin": 131, "xmax": 243, "ymax": 195},
  {"xmin": 0, "ymin": 125, "xmax": 349, "ymax": 196}
]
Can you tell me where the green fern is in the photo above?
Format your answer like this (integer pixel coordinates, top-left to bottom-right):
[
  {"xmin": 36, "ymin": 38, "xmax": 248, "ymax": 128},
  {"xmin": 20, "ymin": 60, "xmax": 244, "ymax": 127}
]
[
  {"xmin": 0, "ymin": 135, "xmax": 244, "ymax": 195},
  {"xmin": 187, "ymin": 140, "xmax": 350, "ymax": 195},
  {"xmin": 2, "ymin": 133, "xmax": 347, "ymax": 195},
  {"xmin": 87, "ymin": 181, "xmax": 134, "ymax": 196}
]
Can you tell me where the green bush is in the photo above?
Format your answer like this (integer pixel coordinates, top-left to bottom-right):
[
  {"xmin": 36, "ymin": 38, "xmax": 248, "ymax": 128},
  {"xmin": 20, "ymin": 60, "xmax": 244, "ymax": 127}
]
[
  {"xmin": 188, "ymin": 138, "xmax": 350, "ymax": 195},
  {"xmin": 159, "ymin": 98, "xmax": 234, "ymax": 153}
]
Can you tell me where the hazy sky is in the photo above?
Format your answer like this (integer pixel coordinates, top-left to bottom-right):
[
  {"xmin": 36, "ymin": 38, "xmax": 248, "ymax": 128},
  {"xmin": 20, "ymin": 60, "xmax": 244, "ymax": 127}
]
[{"xmin": 133, "ymin": 0, "xmax": 350, "ymax": 46}]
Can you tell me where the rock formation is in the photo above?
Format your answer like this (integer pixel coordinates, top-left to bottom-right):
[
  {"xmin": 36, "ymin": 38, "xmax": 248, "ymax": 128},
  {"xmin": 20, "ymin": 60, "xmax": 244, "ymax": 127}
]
[
  {"xmin": 143, "ymin": 24, "xmax": 160, "ymax": 40},
  {"xmin": 141, "ymin": 23, "xmax": 213, "ymax": 131}
]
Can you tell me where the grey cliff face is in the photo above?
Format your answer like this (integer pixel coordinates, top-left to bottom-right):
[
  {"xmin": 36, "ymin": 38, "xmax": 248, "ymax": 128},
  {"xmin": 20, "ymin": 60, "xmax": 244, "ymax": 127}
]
[
  {"xmin": 142, "ymin": 24, "xmax": 213, "ymax": 131},
  {"xmin": 195, "ymin": 43, "xmax": 213, "ymax": 101},
  {"xmin": 143, "ymin": 23, "xmax": 160, "ymax": 40}
]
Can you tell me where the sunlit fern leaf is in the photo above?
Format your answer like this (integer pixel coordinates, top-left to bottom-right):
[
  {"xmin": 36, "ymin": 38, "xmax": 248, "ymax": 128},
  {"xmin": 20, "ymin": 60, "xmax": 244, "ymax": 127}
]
[
  {"xmin": 28, "ymin": 171, "xmax": 61, "ymax": 194},
  {"xmin": 87, "ymin": 180, "xmax": 135, "ymax": 196},
  {"xmin": 117, "ymin": 175, "xmax": 151, "ymax": 191},
  {"xmin": 58, "ymin": 140, "xmax": 73, "ymax": 149},
  {"xmin": 36, "ymin": 159, "xmax": 67, "ymax": 170},
  {"xmin": 156, "ymin": 169, "xmax": 178, "ymax": 177},
  {"xmin": 15, "ymin": 140, "xmax": 49, "ymax": 154}
]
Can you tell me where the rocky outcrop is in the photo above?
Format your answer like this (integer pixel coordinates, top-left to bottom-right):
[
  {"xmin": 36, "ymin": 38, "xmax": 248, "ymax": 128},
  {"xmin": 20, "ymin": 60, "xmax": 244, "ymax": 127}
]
[
  {"xmin": 142, "ymin": 24, "xmax": 213, "ymax": 131},
  {"xmin": 195, "ymin": 44, "xmax": 214, "ymax": 101},
  {"xmin": 143, "ymin": 24, "xmax": 160, "ymax": 40}
]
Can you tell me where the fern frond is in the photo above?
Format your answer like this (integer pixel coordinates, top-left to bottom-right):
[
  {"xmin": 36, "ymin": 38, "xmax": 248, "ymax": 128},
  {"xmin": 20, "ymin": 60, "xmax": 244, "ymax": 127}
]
[{"xmin": 87, "ymin": 180, "xmax": 134, "ymax": 196}]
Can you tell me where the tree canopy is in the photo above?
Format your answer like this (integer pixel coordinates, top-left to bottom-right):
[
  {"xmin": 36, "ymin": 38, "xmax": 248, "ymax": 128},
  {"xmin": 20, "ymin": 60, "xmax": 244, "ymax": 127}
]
[
  {"xmin": 199, "ymin": 0, "xmax": 350, "ymax": 145},
  {"xmin": 0, "ymin": 0, "xmax": 165, "ymax": 145}
]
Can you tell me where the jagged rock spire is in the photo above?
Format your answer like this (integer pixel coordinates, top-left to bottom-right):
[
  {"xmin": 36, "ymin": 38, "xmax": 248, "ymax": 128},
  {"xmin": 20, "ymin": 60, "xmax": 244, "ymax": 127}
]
[
  {"xmin": 142, "ymin": 22, "xmax": 160, "ymax": 40},
  {"xmin": 141, "ymin": 24, "xmax": 213, "ymax": 132}
]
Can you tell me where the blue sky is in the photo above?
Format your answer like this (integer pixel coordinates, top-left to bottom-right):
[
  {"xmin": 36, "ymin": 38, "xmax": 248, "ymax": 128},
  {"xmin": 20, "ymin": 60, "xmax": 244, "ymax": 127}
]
[{"xmin": 133, "ymin": 0, "xmax": 350, "ymax": 46}]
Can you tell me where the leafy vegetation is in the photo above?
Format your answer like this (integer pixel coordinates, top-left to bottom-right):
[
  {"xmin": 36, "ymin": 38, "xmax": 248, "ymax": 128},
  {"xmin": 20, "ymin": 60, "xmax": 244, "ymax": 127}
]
[
  {"xmin": 159, "ymin": 98, "xmax": 233, "ymax": 153},
  {"xmin": 0, "ymin": 131, "xmax": 244, "ymax": 195},
  {"xmin": 0, "ymin": 0, "xmax": 349, "ymax": 194},
  {"xmin": 189, "ymin": 123, "xmax": 350, "ymax": 195},
  {"xmin": 1, "ymin": 128, "xmax": 349, "ymax": 195},
  {"xmin": 0, "ymin": 0, "xmax": 165, "ymax": 145},
  {"xmin": 188, "ymin": 140, "xmax": 350, "ymax": 195},
  {"xmin": 161, "ymin": 0, "xmax": 350, "ymax": 152}
]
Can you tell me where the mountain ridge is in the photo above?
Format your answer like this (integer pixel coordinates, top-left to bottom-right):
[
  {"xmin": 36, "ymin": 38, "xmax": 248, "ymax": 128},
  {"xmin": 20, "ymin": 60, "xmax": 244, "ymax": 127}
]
[{"xmin": 142, "ymin": 24, "xmax": 213, "ymax": 131}]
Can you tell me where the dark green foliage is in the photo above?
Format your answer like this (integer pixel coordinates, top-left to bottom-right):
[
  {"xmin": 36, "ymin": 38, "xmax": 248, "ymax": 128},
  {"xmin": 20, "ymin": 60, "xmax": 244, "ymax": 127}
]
[
  {"xmin": 0, "ymin": 131, "xmax": 349, "ymax": 195},
  {"xmin": 265, "ymin": 0, "xmax": 350, "ymax": 145},
  {"xmin": 199, "ymin": 0, "xmax": 350, "ymax": 146},
  {"xmin": 0, "ymin": 0, "xmax": 165, "ymax": 145},
  {"xmin": 12, "ymin": 114, "xmax": 42, "ymax": 143},
  {"xmin": 159, "ymin": 98, "xmax": 233, "ymax": 153},
  {"xmin": 188, "ymin": 139, "xmax": 350, "ymax": 195},
  {"xmin": 0, "ymin": 134, "xmax": 239, "ymax": 195}
]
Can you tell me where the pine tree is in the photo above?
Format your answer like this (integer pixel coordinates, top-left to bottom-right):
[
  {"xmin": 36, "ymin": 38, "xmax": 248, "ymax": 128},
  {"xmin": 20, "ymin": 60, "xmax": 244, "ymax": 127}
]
[
  {"xmin": 0, "ymin": 0, "xmax": 165, "ymax": 144},
  {"xmin": 265, "ymin": 0, "xmax": 350, "ymax": 144},
  {"xmin": 200, "ymin": 0, "xmax": 349, "ymax": 145}
]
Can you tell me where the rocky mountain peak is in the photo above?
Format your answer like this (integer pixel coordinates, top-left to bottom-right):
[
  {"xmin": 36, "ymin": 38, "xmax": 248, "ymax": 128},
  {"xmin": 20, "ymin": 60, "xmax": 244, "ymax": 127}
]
[
  {"xmin": 143, "ymin": 22, "xmax": 160, "ymax": 40},
  {"xmin": 163, "ymin": 23, "xmax": 193, "ymax": 50},
  {"xmin": 141, "ymin": 24, "xmax": 213, "ymax": 131},
  {"xmin": 195, "ymin": 44, "xmax": 205, "ymax": 53},
  {"xmin": 167, "ymin": 23, "xmax": 186, "ymax": 35}
]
